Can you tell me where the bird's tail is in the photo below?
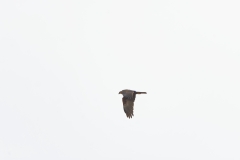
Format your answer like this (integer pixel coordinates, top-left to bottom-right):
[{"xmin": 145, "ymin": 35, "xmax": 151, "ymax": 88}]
[{"xmin": 136, "ymin": 92, "xmax": 147, "ymax": 94}]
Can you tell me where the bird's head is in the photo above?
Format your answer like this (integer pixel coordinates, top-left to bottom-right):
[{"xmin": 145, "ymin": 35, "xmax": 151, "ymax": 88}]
[{"xmin": 119, "ymin": 91, "xmax": 122, "ymax": 94}]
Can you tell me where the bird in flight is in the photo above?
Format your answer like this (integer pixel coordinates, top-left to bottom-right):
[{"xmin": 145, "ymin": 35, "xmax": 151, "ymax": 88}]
[{"xmin": 119, "ymin": 89, "xmax": 147, "ymax": 118}]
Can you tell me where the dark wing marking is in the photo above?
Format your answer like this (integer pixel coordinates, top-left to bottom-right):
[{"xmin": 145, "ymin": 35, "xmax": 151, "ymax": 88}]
[{"xmin": 122, "ymin": 92, "xmax": 136, "ymax": 118}]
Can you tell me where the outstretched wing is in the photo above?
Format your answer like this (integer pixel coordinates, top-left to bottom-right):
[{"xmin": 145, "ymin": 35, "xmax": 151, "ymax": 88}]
[{"xmin": 122, "ymin": 95, "xmax": 135, "ymax": 118}]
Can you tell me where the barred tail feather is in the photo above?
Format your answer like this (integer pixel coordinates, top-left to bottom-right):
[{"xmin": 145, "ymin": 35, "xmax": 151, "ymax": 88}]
[{"xmin": 136, "ymin": 92, "xmax": 147, "ymax": 94}]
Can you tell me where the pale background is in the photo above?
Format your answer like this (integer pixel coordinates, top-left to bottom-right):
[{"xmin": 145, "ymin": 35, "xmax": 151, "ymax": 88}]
[{"xmin": 0, "ymin": 0, "xmax": 240, "ymax": 159}]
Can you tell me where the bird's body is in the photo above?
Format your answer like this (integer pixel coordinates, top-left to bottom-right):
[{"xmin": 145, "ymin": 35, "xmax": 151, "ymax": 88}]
[{"xmin": 119, "ymin": 89, "xmax": 147, "ymax": 118}]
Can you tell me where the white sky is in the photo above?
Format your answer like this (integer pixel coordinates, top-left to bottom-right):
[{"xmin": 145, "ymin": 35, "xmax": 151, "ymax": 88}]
[{"xmin": 0, "ymin": 0, "xmax": 240, "ymax": 159}]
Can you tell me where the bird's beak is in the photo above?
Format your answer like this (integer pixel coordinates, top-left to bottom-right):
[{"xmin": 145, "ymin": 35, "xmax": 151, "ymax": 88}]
[{"xmin": 118, "ymin": 91, "xmax": 121, "ymax": 94}]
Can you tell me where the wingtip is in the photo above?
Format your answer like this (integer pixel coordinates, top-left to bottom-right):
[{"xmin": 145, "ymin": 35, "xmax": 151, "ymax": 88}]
[{"xmin": 126, "ymin": 114, "xmax": 134, "ymax": 119}]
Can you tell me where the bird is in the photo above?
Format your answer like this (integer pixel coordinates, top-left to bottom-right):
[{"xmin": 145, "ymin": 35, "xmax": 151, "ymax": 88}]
[{"xmin": 118, "ymin": 89, "xmax": 147, "ymax": 118}]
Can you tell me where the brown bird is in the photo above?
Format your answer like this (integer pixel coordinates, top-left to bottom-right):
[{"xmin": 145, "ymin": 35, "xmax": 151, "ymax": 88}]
[{"xmin": 119, "ymin": 89, "xmax": 147, "ymax": 118}]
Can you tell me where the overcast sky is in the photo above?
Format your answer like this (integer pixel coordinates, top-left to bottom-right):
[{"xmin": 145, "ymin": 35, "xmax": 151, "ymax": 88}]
[{"xmin": 1, "ymin": 0, "xmax": 240, "ymax": 159}]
